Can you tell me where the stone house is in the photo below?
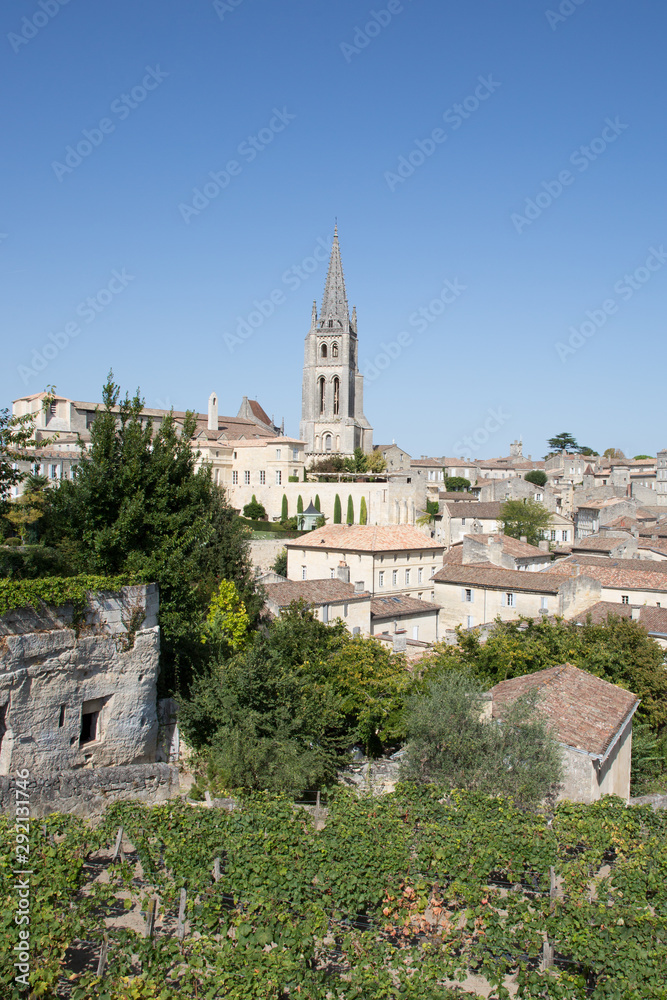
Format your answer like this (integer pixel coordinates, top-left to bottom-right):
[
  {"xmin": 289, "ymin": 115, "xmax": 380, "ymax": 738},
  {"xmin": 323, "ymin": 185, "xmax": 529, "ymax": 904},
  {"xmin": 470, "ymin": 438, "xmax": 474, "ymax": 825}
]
[
  {"xmin": 440, "ymin": 501, "xmax": 503, "ymax": 548},
  {"xmin": 460, "ymin": 533, "xmax": 552, "ymax": 572},
  {"xmin": 263, "ymin": 578, "xmax": 371, "ymax": 635},
  {"xmin": 432, "ymin": 564, "xmax": 600, "ymax": 631},
  {"xmin": 574, "ymin": 498, "xmax": 639, "ymax": 538},
  {"xmin": 0, "ymin": 585, "xmax": 160, "ymax": 776},
  {"xmin": 370, "ymin": 594, "xmax": 441, "ymax": 643},
  {"xmin": 285, "ymin": 525, "xmax": 444, "ymax": 600},
  {"xmin": 571, "ymin": 535, "xmax": 639, "ymax": 559},
  {"xmin": 544, "ymin": 557, "xmax": 667, "ymax": 607},
  {"xmin": 374, "ymin": 444, "xmax": 411, "ymax": 472},
  {"xmin": 571, "ymin": 601, "xmax": 667, "ymax": 648},
  {"xmin": 492, "ymin": 664, "xmax": 639, "ymax": 804}
]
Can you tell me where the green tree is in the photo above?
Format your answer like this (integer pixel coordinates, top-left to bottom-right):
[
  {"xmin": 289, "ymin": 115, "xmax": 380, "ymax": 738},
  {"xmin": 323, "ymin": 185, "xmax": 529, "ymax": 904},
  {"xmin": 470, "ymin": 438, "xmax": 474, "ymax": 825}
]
[
  {"xmin": 604, "ymin": 447, "xmax": 626, "ymax": 460},
  {"xmin": 499, "ymin": 498, "xmax": 552, "ymax": 546},
  {"xmin": 578, "ymin": 446, "xmax": 598, "ymax": 456},
  {"xmin": 416, "ymin": 499, "xmax": 440, "ymax": 527},
  {"xmin": 365, "ymin": 451, "xmax": 387, "ymax": 473},
  {"xmin": 3, "ymin": 489, "xmax": 45, "ymax": 543},
  {"xmin": 333, "ymin": 494, "xmax": 342, "ymax": 523},
  {"xmin": 201, "ymin": 579, "xmax": 250, "ymax": 659},
  {"xmin": 359, "ymin": 495, "xmax": 368, "ymax": 525},
  {"xmin": 346, "ymin": 494, "xmax": 354, "ymax": 524},
  {"xmin": 314, "ymin": 494, "xmax": 321, "ymax": 513},
  {"xmin": 444, "ymin": 476, "xmax": 470, "ymax": 492},
  {"xmin": 401, "ymin": 669, "xmax": 562, "ymax": 809},
  {"xmin": 280, "ymin": 494, "xmax": 289, "ymax": 522},
  {"xmin": 0, "ymin": 393, "xmax": 56, "ymax": 506},
  {"xmin": 271, "ymin": 547, "xmax": 287, "ymax": 577},
  {"xmin": 633, "ymin": 454, "xmax": 653, "ymax": 461},
  {"xmin": 547, "ymin": 432, "xmax": 578, "ymax": 453},
  {"xmin": 39, "ymin": 372, "xmax": 258, "ymax": 694},
  {"xmin": 297, "ymin": 495, "xmax": 304, "ymax": 514},
  {"xmin": 243, "ymin": 494, "xmax": 266, "ymax": 520},
  {"xmin": 343, "ymin": 447, "xmax": 368, "ymax": 474},
  {"xmin": 524, "ymin": 470, "xmax": 547, "ymax": 487}
]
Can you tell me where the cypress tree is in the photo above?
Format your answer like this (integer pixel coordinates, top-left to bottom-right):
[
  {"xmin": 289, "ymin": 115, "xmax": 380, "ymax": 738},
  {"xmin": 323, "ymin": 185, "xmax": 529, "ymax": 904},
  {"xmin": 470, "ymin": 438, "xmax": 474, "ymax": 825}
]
[
  {"xmin": 315, "ymin": 494, "xmax": 321, "ymax": 513},
  {"xmin": 297, "ymin": 495, "xmax": 304, "ymax": 513},
  {"xmin": 346, "ymin": 494, "xmax": 354, "ymax": 524},
  {"xmin": 333, "ymin": 494, "xmax": 342, "ymax": 523},
  {"xmin": 359, "ymin": 495, "xmax": 368, "ymax": 525},
  {"xmin": 281, "ymin": 494, "xmax": 288, "ymax": 522}
]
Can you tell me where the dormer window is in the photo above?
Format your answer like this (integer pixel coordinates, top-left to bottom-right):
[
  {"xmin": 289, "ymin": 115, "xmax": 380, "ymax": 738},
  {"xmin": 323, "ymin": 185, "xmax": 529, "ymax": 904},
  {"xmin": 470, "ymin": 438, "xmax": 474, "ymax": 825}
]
[
  {"xmin": 331, "ymin": 343, "xmax": 339, "ymax": 358},
  {"xmin": 328, "ymin": 320, "xmax": 334, "ymax": 328},
  {"xmin": 321, "ymin": 343, "xmax": 327, "ymax": 358}
]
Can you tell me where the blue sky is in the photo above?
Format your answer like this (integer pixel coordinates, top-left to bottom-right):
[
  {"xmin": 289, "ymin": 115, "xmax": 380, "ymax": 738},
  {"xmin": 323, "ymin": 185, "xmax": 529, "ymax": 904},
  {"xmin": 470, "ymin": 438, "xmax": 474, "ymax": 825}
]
[{"xmin": 1, "ymin": 0, "xmax": 666, "ymax": 460}]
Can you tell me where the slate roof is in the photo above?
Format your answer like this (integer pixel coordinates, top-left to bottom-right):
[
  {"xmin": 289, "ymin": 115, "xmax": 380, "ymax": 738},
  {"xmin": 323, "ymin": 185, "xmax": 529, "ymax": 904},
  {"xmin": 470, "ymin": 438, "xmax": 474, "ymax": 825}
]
[
  {"xmin": 263, "ymin": 580, "xmax": 370, "ymax": 607},
  {"xmin": 432, "ymin": 564, "xmax": 564, "ymax": 594},
  {"xmin": 492, "ymin": 664, "xmax": 639, "ymax": 758},
  {"xmin": 284, "ymin": 525, "xmax": 444, "ymax": 553},
  {"xmin": 444, "ymin": 502, "xmax": 503, "ymax": 520},
  {"xmin": 570, "ymin": 602, "xmax": 667, "ymax": 637},
  {"xmin": 371, "ymin": 595, "xmax": 441, "ymax": 619}
]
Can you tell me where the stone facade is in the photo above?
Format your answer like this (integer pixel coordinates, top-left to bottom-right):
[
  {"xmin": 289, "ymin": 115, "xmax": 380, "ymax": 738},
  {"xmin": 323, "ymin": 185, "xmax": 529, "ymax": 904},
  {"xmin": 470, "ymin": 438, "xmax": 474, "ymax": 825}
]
[
  {"xmin": 300, "ymin": 228, "xmax": 373, "ymax": 457},
  {"xmin": 0, "ymin": 585, "xmax": 160, "ymax": 776}
]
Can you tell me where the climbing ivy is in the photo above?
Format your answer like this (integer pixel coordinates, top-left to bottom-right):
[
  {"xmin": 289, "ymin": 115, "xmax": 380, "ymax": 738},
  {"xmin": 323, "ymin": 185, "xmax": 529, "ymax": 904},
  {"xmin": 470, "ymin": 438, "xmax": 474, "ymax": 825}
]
[{"xmin": 0, "ymin": 574, "xmax": 141, "ymax": 617}]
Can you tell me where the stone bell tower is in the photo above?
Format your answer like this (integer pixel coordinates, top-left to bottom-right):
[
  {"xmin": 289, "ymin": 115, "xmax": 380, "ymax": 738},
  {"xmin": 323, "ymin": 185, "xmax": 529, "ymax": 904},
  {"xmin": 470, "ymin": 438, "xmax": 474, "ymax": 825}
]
[{"xmin": 300, "ymin": 227, "xmax": 373, "ymax": 458}]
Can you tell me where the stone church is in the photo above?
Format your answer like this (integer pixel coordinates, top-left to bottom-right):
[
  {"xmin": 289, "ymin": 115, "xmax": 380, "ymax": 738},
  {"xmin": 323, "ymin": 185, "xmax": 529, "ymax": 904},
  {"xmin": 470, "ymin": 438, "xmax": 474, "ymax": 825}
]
[{"xmin": 300, "ymin": 228, "xmax": 373, "ymax": 458}]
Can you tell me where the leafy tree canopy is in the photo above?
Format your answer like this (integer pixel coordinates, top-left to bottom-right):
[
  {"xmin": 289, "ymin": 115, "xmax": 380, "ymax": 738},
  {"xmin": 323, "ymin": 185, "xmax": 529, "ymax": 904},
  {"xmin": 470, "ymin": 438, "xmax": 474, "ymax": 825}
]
[
  {"xmin": 604, "ymin": 447, "xmax": 626, "ymax": 460},
  {"xmin": 444, "ymin": 476, "xmax": 471, "ymax": 492},
  {"xmin": 38, "ymin": 372, "xmax": 259, "ymax": 694},
  {"xmin": 633, "ymin": 454, "xmax": 654, "ymax": 461},
  {"xmin": 524, "ymin": 470, "xmax": 547, "ymax": 487},
  {"xmin": 498, "ymin": 498, "xmax": 552, "ymax": 546},
  {"xmin": 243, "ymin": 495, "xmax": 266, "ymax": 520},
  {"xmin": 401, "ymin": 669, "xmax": 562, "ymax": 808},
  {"xmin": 547, "ymin": 432, "xmax": 578, "ymax": 453},
  {"xmin": 271, "ymin": 547, "xmax": 287, "ymax": 577}
]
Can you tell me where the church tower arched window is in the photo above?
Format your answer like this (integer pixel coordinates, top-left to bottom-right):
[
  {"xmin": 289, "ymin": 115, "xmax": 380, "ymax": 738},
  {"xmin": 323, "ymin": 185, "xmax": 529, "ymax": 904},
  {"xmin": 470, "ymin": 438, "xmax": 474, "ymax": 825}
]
[
  {"xmin": 320, "ymin": 343, "xmax": 327, "ymax": 358},
  {"xmin": 331, "ymin": 343, "xmax": 339, "ymax": 358},
  {"xmin": 318, "ymin": 377, "xmax": 326, "ymax": 415},
  {"xmin": 333, "ymin": 377, "xmax": 340, "ymax": 416},
  {"xmin": 325, "ymin": 433, "xmax": 332, "ymax": 452}
]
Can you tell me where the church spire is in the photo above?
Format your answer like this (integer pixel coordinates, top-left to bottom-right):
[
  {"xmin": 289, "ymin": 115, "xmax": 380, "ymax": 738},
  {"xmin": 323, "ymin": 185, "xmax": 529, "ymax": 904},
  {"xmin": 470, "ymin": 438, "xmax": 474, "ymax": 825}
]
[{"xmin": 319, "ymin": 225, "xmax": 349, "ymax": 324}]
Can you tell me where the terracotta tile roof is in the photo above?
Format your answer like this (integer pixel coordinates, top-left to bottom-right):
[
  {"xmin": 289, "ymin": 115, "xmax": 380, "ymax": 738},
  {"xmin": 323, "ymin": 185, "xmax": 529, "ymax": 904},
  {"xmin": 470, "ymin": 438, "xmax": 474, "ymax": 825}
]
[
  {"xmin": 371, "ymin": 595, "xmax": 441, "ymax": 618},
  {"xmin": 438, "ymin": 491, "xmax": 476, "ymax": 501},
  {"xmin": 284, "ymin": 525, "xmax": 444, "ymax": 553},
  {"xmin": 248, "ymin": 400, "xmax": 272, "ymax": 425},
  {"xmin": 432, "ymin": 564, "xmax": 564, "ymax": 594},
  {"xmin": 570, "ymin": 602, "xmax": 667, "ymax": 636},
  {"xmin": 464, "ymin": 533, "xmax": 548, "ymax": 558},
  {"xmin": 572, "ymin": 536, "xmax": 631, "ymax": 552},
  {"xmin": 444, "ymin": 501, "xmax": 503, "ymax": 519},
  {"xmin": 442, "ymin": 545, "xmax": 464, "ymax": 564},
  {"xmin": 264, "ymin": 580, "xmax": 370, "ymax": 607},
  {"xmin": 545, "ymin": 556, "xmax": 667, "ymax": 590},
  {"xmin": 410, "ymin": 458, "xmax": 444, "ymax": 468},
  {"xmin": 223, "ymin": 437, "xmax": 304, "ymax": 448},
  {"xmin": 492, "ymin": 664, "xmax": 639, "ymax": 758}
]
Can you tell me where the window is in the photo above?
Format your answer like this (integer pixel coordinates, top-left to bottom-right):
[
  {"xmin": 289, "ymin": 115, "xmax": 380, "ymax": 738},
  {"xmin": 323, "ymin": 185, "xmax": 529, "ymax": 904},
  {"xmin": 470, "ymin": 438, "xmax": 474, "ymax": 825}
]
[
  {"xmin": 535, "ymin": 493, "xmax": 543, "ymax": 501},
  {"xmin": 332, "ymin": 342, "xmax": 339, "ymax": 358},
  {"xmin": 464, "ymin": 588, "xmax": 473, "ymax": 603},
  {"xmin": 343, "ymin": 603, "xmax": 348, "ymax": 617},
  {"xmin": 505, "ymin": 593, "xmax": 515, "ymax": 608},
  {"xmin": 561, "ymin": 530, "xmax": 569, "ymax": 542},
  {"xmin": 275, "ymin": 449, "xmax": 281, "ymax": 460},
  {"xmin": 418, "ymin": 568, "xmax": 423, "ymax": 583},
  {"xmin": 333, "ymin": 377, "xmax": 340, "ymax": 416},
  {"xmin": 292, "ymin": 448, "xmax": 299, "ymax": 461},
  {"xmin": 244, "ymin": 471, "xmax": 250, "ymax": 485},
  {"xmin": 233, "ymin": 451, "xmax": 238, "ymax": 459},
  {"xmin": 321, "ymin": 343, "xmax": 328, "ymax": 358},
  {"xmin": 275, "ymin": 471, "xmax": 282, "ymax": 485},
  {"xmin": 80, "ymin": 698, "xmax": 106, "ymax": 746},
  {"xmin": 325, "ymin": 434, "xmax": 332, "ymax": 452},
  {"xmin": 352, "ymin": 626, "xmax": 361, "ymax": 636},
  {"xmin": 461, "ymin": 518, "xmax": 466, "ymax": 525},
  {"xmin": 328, "ymin": 319, "xmax": 334, "ymax": 328},
  {"xmin": 431, "ymin": 567, "xmax": 436, "ymax": 578},
  {"xmin": 550, "ymin": 530, "xmax": 556, "ymax": 541},
  {"xmin": 405, "ymin": 569, "xmax": 410, "ymax": 585},
  {"xmin": 379, "ymin": 571, "xmax": 385, "ymax": 587},
  {"xmin": 541, "ymin": 597, "xmax": 548, "ymax": 610},
  {"xmin": 49, "ymin": 402, "xmax": 57, "ymax": 416},
  {"xmin": 259, "ymin": 471, "xmax": 266, "ymax": 485},
  {"xmin": 49, "ymin": 464, "xmax": 58, "ymax": 479},
  {"xmin": 330, "ymin": 567, "xmax": 335, "ymax": 579},
  {"xmin": 232, "ymin": 471, "xmax": 239, "ymax": 485},
  {"xmin": 322, "ymin": 604, "xmax": 329, "ymax": 623},
  {"xmin": 392, "ymin": 570, "xmax": 398, "ymax": 587},
  {"xmin": 621, "ymin": 595, "xmax": 629, "ymax": 604},
  {"xmin": 301, "ymin": 566, "xmax": 307, "ymax": 580}
]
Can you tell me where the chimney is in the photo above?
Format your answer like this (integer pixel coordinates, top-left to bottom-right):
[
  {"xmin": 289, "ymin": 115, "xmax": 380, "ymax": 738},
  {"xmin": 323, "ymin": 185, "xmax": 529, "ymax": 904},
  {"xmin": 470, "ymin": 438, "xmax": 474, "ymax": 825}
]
[
  {"xmin": 208, "ymin": 392, "xmax": 218, "ymax": 431},
  {"xmin": 354, "ymin": 580, "xmax": 365, "ymax": 593},
  {"xmin": 630, "ymin": 606, "xmax": 641, "ymax": 621},
  {"xmin": 520, "ymin": 535, "xmax": 527, "ymax": 543},
  {"xmin": 539, "ymin": 540, "xmax": 549, "ymax": 551},
  {"xmin": 393, "ymin": 633, "xmax": 407, "ymax": 653},
  {"xmin": 336, "ymin": 561, "xmax": 350, "ymax": 583}
]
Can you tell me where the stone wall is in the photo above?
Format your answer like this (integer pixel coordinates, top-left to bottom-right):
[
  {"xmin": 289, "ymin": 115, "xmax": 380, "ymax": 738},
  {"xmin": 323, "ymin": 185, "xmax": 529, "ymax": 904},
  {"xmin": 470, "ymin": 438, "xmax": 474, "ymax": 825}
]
[
  {"xmin": 0, "ymin": 763, "xmax": 179, "ymax": 818},
  {"xmin": 0, "ymin": 585, "xmax": 161, "ymax": 776}
]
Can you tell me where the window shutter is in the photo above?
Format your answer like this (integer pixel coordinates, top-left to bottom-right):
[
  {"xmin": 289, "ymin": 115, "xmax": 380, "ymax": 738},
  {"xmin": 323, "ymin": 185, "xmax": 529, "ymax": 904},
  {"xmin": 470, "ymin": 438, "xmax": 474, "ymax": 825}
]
[
  {"xmin": 461, "ymin": 588, "xmax": 466, "ymax": 603},
  {"xmin": 501, "ymin": 592, "xmax": 506, "ymax": 606}
]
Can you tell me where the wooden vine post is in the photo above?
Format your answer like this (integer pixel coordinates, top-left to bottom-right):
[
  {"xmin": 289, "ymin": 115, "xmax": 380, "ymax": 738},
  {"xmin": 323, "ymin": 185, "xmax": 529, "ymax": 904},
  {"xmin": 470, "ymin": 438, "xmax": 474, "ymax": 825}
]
[
  {"xmin": 542, "ymin": 866, "xmax": 556, "ymax": 970},
  {"xmin": 177, "ymin": 889, "xmax": 187, "ymax": 942}
]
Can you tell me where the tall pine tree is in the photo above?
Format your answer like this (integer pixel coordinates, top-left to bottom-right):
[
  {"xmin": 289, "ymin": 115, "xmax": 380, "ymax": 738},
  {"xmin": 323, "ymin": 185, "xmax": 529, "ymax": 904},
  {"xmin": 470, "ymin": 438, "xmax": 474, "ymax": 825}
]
[{"xmin": 346, "ymin": 495, "xmax": 354, "ymax": 524}]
